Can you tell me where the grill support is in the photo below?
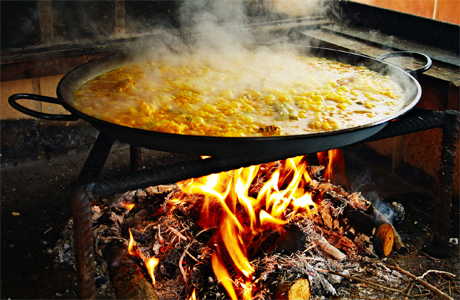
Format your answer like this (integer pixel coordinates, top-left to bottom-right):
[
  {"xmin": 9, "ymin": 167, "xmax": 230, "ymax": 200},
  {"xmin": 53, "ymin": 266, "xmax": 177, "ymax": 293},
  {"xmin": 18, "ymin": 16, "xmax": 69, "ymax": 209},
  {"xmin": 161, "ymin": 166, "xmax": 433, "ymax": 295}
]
[{"xmin": 72, "ymin": 108, "xmax": 459, "ymax": 299}]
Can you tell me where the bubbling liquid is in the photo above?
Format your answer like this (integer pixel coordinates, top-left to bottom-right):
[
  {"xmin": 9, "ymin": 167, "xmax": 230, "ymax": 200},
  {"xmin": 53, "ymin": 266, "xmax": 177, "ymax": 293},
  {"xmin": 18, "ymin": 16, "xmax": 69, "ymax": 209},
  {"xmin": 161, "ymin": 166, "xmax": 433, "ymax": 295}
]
[{"xmin": 74, "ymin": 51, "xmax": 403, "ymax": 137}]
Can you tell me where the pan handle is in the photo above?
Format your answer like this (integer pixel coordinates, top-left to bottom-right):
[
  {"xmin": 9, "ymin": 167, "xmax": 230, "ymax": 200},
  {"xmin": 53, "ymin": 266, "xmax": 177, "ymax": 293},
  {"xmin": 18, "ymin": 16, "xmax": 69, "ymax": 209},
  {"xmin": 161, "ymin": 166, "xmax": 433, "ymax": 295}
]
[
  {"xmin": 8, "ymin": 93, "xmax": 79, "ymax": 121},
  {"xmin": 376, "ymin": 51, "xmax": 432, "ymax": 76},
  {"xmin": 376, "ymin": 51, "xmax": 433, "ymax": 76}
]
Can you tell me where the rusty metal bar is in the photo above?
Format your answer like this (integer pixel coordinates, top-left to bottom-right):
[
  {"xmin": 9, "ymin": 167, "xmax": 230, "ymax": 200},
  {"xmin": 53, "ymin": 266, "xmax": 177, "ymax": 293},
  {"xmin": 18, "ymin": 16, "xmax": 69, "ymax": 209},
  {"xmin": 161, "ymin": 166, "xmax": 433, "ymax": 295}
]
[
  {"xmin": 433, "ymin": 110, "xmax": 460, "ymax": 247},
  {"xmin": 72, "ymin": 184, "xmax": 97, "ymax": 299},
  {"xmin": 78, "ymin": 133, "xmax": 115, "ymax": 182},
  {"xmin": 130, "ymin": 145, "xmax": 143, "ymax": 172}
]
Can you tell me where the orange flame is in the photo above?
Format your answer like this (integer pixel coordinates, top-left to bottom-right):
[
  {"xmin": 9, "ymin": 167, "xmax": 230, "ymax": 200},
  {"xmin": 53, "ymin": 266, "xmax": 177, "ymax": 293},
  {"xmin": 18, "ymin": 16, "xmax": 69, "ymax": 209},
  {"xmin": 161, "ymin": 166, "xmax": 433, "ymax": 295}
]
[
  {"xmin": 189, "ymin": 288, "xmax": 197, "ymax": 300},
  {"xmin": 211, "ymin": 252, "xmax": 238, "ymax": 300},
  {"xmin": 175, "ymin": 155, "xmax": 316, "ymax": 299},
  {"xmin": 145, "ymin": 257, "xmax": 160, "ymax": 285},
  {"xmin": 128, "ymin": 229, "xmax": 160, "ymax": 286},
  {"xmin": 119, "ymin": 202, "xmax": 135, "ymax": 212},
  {"xmin": 128, "ymin": 228, "xmax": 136, "ymax": 256},
  {"xmin": 318, "ymin": 149, "xmax": 347, "ymax": 187}
]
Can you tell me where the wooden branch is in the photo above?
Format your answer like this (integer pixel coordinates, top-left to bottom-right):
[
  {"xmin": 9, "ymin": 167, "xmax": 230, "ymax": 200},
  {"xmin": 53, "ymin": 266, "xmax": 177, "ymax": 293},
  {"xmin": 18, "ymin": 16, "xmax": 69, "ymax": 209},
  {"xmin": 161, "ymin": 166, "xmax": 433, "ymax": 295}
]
[
  {"xmin": 419, "ymin": 270, "xmax": 457, "ymax": 280},
  {"xmin": 179, "ymin": 240, "xmax": 196, "ymax": 284},
  {"xmin": 317, "ymin": 269, "xmax": 403, "ymax": 293},
  {"xmin": 387, "ymin": 264, "xmax": 455, "ymax": 300},
  {"xmin": 316, "ymin": 236, "xmax": 347, "ymax": 261}
]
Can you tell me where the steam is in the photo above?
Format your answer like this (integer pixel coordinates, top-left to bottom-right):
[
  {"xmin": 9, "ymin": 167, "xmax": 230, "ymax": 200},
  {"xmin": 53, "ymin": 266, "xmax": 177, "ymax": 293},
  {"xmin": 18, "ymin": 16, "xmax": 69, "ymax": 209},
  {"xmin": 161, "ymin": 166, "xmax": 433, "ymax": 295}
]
[
  {"xmin": 179, "ymin": 0, "xmax": 254, "ymax": 52},
  {"xmin": 268, "ymin": 0, "xmax": 325, "ymax": 17},
  {"xmin": 175, "ymin": 0, "xmax": 325, "ymax": 53}
]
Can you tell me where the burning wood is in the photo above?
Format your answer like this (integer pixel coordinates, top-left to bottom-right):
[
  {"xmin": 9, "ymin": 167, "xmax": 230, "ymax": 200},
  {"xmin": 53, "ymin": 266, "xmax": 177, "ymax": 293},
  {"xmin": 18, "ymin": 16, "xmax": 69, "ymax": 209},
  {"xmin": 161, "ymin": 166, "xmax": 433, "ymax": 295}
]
[
  {"xmin": 52, "ymin": 154, "xmax": 458, "ymax": 299},
  {"xmin": 93, "ymin": 155, "xmax": 400, "ymax": 299}
]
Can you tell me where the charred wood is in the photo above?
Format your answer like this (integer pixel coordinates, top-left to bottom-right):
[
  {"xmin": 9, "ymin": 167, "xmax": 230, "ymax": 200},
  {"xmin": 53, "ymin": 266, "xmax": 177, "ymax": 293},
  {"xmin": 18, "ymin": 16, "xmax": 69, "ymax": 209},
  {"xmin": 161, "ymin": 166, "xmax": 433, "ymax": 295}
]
[
  {"xmin": 103, "ymin": 241, "xmax": 159, "ymax": 300},
  {"xmin": 270, "ymin": 225, "xmax": 307, "ymax": 255},
  {"xmin": 309, "ymin": 178, "xmax": 396, "ymax": 257}
]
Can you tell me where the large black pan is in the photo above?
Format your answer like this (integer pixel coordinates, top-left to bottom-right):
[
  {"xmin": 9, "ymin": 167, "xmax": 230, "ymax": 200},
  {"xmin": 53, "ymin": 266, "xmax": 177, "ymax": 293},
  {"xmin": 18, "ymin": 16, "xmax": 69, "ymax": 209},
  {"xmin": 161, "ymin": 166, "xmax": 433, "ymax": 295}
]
[{"xmin": 9, "ymin": 47, "xmax": 431, "ymax": 158}]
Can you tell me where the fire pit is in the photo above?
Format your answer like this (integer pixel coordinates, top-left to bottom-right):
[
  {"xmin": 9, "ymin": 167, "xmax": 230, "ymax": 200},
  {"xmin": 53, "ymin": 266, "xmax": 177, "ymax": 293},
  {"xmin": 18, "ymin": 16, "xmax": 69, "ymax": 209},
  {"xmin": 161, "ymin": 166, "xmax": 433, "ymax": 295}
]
[
  {"xmin": 62, "ymin": 108, "xmax": 459, "ymax": 300},
  {"xmin": 89, "ymin": 156, "xmax": 401, "ymax": 300}
]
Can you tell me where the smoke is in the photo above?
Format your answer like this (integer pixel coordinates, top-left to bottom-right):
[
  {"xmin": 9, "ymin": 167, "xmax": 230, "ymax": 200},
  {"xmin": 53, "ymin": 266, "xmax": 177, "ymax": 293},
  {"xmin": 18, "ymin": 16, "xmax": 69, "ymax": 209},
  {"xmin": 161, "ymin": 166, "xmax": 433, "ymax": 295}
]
[{"xmin": 350, "ymin": 168, "xmax": 397, "ymax": 224}]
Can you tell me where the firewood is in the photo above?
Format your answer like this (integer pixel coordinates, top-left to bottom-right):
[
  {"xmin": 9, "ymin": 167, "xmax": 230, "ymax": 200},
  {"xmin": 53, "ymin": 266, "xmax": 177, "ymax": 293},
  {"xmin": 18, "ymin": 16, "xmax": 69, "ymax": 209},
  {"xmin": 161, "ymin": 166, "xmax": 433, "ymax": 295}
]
[
  {"xmin": 316, "ymin": 236, "xmax": 347, "ymax": 261},
  {"xmin": 103, "ymin": 242, "xmax": 159, "ymax": 300},
  {"xmin": 367, "ymin": 203, "xmax": 404, "ymax": 251},
  {"xmin": 313, "ymin": 189, "xmax": 395, "ymax": 256},
  {"xmin": 273, "ymin": 278, "xmax": 311, "ymax": 300},
  {"xmin": 346, "ymin": 210, "xmax": 394, "ymax": 257},
  {"xmin": 271, "ymin": 225, "xmax": 307, "ymax": 255},
  {"xmin": 288, "ymin": 278, "xmax": 311, "ymax": 300}
]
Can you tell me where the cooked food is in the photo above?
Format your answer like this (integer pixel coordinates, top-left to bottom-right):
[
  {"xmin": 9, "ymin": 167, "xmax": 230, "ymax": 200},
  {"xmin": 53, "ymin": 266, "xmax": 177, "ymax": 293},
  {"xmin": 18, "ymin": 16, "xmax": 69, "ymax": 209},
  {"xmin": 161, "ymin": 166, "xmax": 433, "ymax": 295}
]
[{"xmin": 74, "ymin": 51, "xmax": 403, "ymax": 137}]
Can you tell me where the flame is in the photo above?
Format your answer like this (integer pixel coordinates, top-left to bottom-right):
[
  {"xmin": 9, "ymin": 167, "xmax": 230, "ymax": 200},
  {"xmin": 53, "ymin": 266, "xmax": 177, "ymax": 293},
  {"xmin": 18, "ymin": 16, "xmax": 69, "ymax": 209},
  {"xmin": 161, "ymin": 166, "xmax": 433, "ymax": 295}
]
[
  {"xmin": 128, "ymin": 229, "xmax": 160, "ymax": 285},
  {"xmin": 175, "ymin": 155, "xmax": 316, "ymax": 299},
  {"xmin": 318, "ymin": 149, "xmax": 347, "ymax": 187},
  {"xmin": 324, "ymin": 149, "xmax": 340, "ymax": 179},
  {"xmin": 124, "ymin": 155, "xmax": 322, "ymax": 297},
  {"xmin": 128, "ymin": 228, "xmax": 136, "ymax": 256},
  {"xmin": 145, "ymin": 257, "xmax": 160, "ymax": 285},
  {"xmin": 211, "ymin": 252, "xmax": 238, "ymax": 300},
  {"xmin": 119, "ymin": 202, "xmax": 135, "ymax": 212},
  {"xmin": 189, "ymin": 289, "xmax": 197, "ymax": 300}
]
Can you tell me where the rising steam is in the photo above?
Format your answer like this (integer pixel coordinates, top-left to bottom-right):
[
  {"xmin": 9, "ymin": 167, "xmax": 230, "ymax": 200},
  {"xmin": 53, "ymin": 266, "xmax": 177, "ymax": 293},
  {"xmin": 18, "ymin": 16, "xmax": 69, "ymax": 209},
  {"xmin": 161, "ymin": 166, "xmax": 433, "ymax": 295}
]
[{"xmin": 176, "ymin": 0, "xmax": 325, "ymax": 52}]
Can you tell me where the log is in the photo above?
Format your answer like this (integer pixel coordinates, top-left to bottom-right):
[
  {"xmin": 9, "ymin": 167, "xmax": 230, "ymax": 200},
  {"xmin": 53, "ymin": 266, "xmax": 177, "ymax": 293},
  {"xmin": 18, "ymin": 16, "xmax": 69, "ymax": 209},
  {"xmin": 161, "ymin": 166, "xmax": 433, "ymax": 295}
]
[
  {"xmin": 314, "ymin": 202, "xmax": 395, "ymax": 256},
  {"xmin": 346, "ymin": 210, "xmax": 394, "ymax": 257},
  {"xmin": 288, "ymin": 278, "xmax": 311, "ymax": 300},
  {"xmin": 273, "ymin": 278, "xmax": 311, "ymax": 300},
  {"xmin": 367, "ymin": 203, "xmax": 405, "ymax": 251},
  {"xmin": 103, "ymin": 242, "xmax": 159, "ymax": 300}
]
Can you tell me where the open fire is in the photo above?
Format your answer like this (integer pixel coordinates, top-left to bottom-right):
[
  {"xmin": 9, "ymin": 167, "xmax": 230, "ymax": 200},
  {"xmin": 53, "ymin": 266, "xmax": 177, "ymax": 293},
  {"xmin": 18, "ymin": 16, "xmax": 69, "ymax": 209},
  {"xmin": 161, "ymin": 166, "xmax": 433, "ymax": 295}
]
[{"xmin": 84, "ymin": 150, "xmax": 419, "ymax": 300}]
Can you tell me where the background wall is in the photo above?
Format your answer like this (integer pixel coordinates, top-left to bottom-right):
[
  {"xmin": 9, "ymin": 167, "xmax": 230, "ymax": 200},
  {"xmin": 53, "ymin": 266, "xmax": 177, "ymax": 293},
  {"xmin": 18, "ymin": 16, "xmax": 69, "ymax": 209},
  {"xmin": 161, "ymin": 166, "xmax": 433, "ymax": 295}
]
[{"xmin": 353, "ymin": 0, "xmax": 460, "ymax": 25}]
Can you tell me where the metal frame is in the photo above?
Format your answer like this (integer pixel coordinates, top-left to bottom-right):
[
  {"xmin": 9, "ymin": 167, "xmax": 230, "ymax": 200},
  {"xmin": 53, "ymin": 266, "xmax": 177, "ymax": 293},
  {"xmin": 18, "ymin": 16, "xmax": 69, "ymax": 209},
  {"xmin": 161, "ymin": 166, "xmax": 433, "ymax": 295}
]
[{"xmin": 72, "ymin": 108, "xmax": 459, "ymax": 299}]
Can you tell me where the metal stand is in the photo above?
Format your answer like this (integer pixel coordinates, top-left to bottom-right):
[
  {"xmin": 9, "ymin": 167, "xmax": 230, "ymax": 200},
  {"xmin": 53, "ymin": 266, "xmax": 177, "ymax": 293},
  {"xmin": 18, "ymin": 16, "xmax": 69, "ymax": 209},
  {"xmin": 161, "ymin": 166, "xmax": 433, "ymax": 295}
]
[{"xmin": 73, "ymin": 108, "xmax": 459, "ymax": 299}]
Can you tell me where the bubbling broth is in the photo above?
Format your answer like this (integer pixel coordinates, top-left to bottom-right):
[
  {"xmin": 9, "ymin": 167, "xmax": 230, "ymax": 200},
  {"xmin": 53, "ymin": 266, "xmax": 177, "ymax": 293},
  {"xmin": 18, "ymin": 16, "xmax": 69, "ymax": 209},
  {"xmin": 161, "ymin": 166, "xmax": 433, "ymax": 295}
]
[{"xmin": 74, "ymin": 51, "xmax": 403, "ymax": 137}]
